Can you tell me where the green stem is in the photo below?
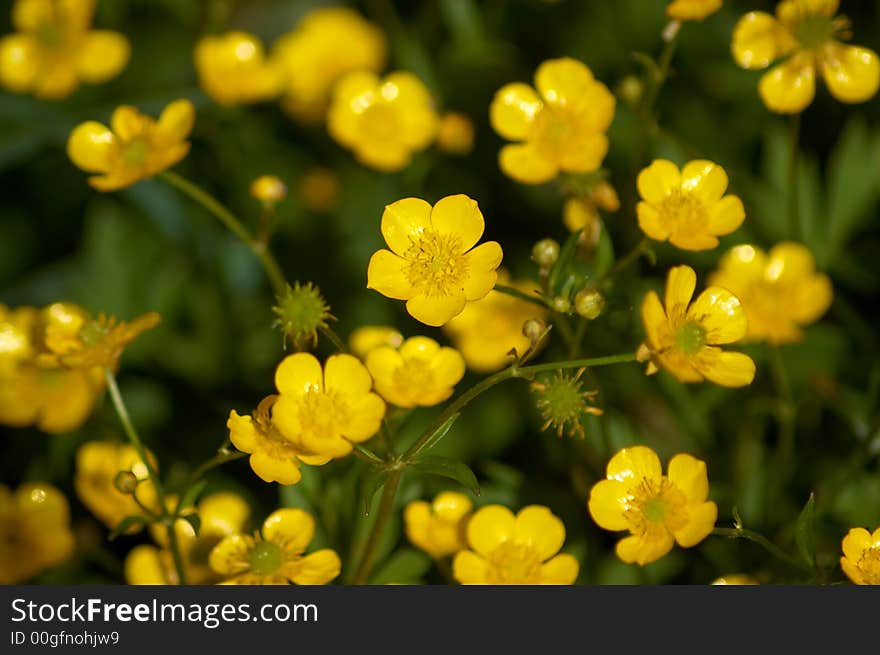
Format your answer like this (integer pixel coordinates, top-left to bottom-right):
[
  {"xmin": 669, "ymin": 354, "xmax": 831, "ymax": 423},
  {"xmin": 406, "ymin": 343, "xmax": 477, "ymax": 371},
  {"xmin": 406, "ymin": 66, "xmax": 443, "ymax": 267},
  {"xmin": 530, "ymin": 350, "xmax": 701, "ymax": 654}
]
[
  {"xmin": 712, "ymin": 527, "xmax": 809, "ymax": 573},
  {"xmin": 352, "ymin": 469, "xmax": 403, "ymax": 584},
  {"xmin": 166, "ymin": 523, "xmax": 188, "ymax": 585},
  {"xmin": 494, "ymin": 284, "xmax": 547, "ymax": 309},
  {"xmin": 186, "ymin": 449, "xmax": 247, "ymax": 490},
  {"xmin": 319, "ymin": 325, "xmax": 348, "ymax": 353},
  {"xmin": 353, "ymin": 445, "xmax": 385, "ymax": 466},
  {"xmin": 768, "ymin": 344, "xmax": 796, "ymax": 478},
  {"xmin": 642, "ymin": 21, "xmax": 680, "ymax": 123},
  {"xmin": 788, "ymin": 113, "xmax": 801, "ymax": 239},
  {"xmin": 599, "ymin": 238, "xmax": 649, "ymax": 282}
]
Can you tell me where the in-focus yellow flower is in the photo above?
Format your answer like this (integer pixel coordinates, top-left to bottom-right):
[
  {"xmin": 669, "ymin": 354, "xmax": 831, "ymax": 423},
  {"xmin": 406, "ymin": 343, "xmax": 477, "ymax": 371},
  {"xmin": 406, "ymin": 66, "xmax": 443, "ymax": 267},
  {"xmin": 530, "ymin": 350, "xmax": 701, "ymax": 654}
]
[
  {"xmin": 712, "ymin": 574, "xmax": 759, "ymax": 585},
  {"xmin": 74, "ymin": 441, "xmax": 159, "ymax": 532},
  {"xmin": 443, "ymin": 270, "xmax": 547, "ymax": 373},
  {"xmin": 840, "ymin": 526, "xmax": 880, "ymax": 585},
  {"xmin": 327, "ymin": 70, "xmax": 438, "ymax": 171},
  {"xmin": 589, "ymin": 446, "xmax": 717, "ymax": 566},
  {"xmin": 709, "ymin": 242, "xmax": 832, "ymax": 344},
  {"xmin": 367, "ymin": 195, "xmax": 503, "ymax": 327},
  {"xmin": 732, "ymin": 0, "xmax": 880, "ymax": 113},
  {"xmin": 639, "ymin": 265, "xmax": 755, "ymax": 387},
  {"xmin": 272, "ymin": 7, "xmax": 386, "ymax": 123},
  {"xmin": 67, "ymin": 99, "xmax": 195, "ymax": 191},
  {"xmin": 667, "ymin": 0, "xmax": 722, "ymax": 21},
  {"xmin": 453, "ymin": 505, "xmax": 579, "ymax": 584},
  {"xmin": 228, "ymin": 396, "xmax": 330, "ymax": 485},
  {"xmin": 366, "ymin": 336, "xmax": 466, "ymax": 408},
  {"xmin": 271, "ymin": 353, "xmax": 385, "ymax": 460},
  {"xmin": 637, "ymin": 159, "xmax": 745, "ymax": 251},
  {"xmin": 490, "ymin": 57, "xmax": 615, "ymax": 184},
  {"xmin": 0, "ymin": 0, "xmax": 129, "ymax": 99},
  {"xmin": 436, "ymin": 111, "xmax": 475, "ymax": 155},
  {"xmin": 563, "ymin": 180, "xmax": 620, "ymax": 235},
  {"xmin": 299, "ymin": 167, "xmax": 341, "ymax": 213},
  {"xmin": 249, "ymin": 174, "xmax": 287, "ymax": 205},
  {"xmin": 349, "ymin": 326, "xmax": 404, "ymax": 359},
  {"xmin": 0, "ymin": 482, "xmax": 75, "ymax": 584},
  {"xmin": 404, "ymin": 491, "xmax": 473, "ymax": 559},
  {"xmin": 194, "ymin": 31, "xmax": 282, "ymax": 106},
  {"xmin": 210, "ymin": 508, "xmax": 341, "ymax": 585}
]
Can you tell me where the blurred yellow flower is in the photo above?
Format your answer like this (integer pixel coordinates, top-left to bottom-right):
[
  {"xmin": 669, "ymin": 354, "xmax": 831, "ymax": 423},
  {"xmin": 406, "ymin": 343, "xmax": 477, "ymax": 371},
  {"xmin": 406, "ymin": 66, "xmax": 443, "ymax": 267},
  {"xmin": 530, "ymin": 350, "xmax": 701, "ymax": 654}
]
[
  {"xmin": 709, "ymin": 242, "xmax": 832, "ymax": 344},
  {"xmin": 840, "ymin": 526, "xmax": 880, "ymax": 585},
  {"xmin": 67, "ymin": 99, "xmax": 195, "ymax": 191},
  {"xmin": 667, "ymin": 0, "xmax": 722, "ymax": 21},
  {"xmin": 249, "ymin": 174, "xmax": 287, "ymax": 205},
  {"xmin": 453, "ymin": 504, "xmax": 579, "ymax": 584},
  {"xmin": 271, "ymin": 353, "xmax": 385, "ymax": 460},
  {"xmin": 490, "ymin": 57, "xmax": 615, "ymax": 184},
  {"xmin": 366, "ymin": 336, "xmax": 466, "ymax": 408},
  {"xmin": 367, "ymin": 195, "xmax": 503, "ymax": 327},
  {"xmin": 732, "ymin": 0, "xmax": 879, "ymax": 113},
  {"xmin": 712, "ymin": 573, "xmax": 759, "ymax": 584},
  {"xmin": 436, "ymin": 111, "xmax": 475, "ymax": 155},
  {"xmin": 589, "ymin": 446, "xmax": 717, "ymax": 565},
  {"xmin": 443, "ymin": 270, "xmax": 546, "ymax": 373},
  {"xmin": 349, "ymin": 325, "xmax": 404, "ymax": 359},
  {"xmin": 299, "ymin": 167, "xmax": 341, "ymax": 213},
  {"xmin": 0, "ymin": 0, "xmax": 129, "ymax": 99},
  {"xmin": 563, "ymin": 180, "xmax": 620, "ymax": 234},
  {"xmin": 272, "ymin": 7, "xmax": 386, "ymax": 123},
  {"xmin": 404, "ymin": 491, "xmax": 473, "ymax": 559},
  {"xmin": 0, "ymin": 482, "xmax": 75, "ymax": 584},
  {"xmin": 639, "ymin": 265, "xmax": 755, "ymax": 387},
  {"xmin": 210, "ymin": 508, "xmax": 341, "ymax": 585},
  {"xmin": 637, "ymin": 159, "xmax": 745, "ymax": 251},
  {"xmin": 328, "ymin": 71, "xmax": 438, "ymax": 171},
  {"xmin": 194, "ymin": 31, "xmax": 281, "ymax": 106}
]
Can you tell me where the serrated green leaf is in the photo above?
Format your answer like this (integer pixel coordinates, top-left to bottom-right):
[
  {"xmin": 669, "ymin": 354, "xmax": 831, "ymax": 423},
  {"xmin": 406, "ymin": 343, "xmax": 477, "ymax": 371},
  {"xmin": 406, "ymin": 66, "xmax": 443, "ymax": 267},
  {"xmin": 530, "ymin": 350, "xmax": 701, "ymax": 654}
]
[
  {"xmin": 109, "ymin": 514, "xmax": 152, "ymax": 540},
  {"xmin": 794, "ymin": 492, "xmax": 816, "ymax": 568},
  {"xmin": 411, "ymin": 456, "xmax": 480, "ymax": 495}
]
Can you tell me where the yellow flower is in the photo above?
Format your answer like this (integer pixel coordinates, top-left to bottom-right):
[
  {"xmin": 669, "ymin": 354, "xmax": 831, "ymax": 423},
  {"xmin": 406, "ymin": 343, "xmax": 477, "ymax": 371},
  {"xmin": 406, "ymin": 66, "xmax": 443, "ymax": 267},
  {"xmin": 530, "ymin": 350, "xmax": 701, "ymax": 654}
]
[
  {"xmin": 0, "ymin": 482, "xmax": 75, "ymax": 584},
  {"xmin": 636, "ymin": 159, "xmax": 745, "ymax": 251},
  {"xmin": 210, "ymin": 508, "xmax": 341, "ymax": 585},
  {"xmin": 349, "ymin": 326, "xmax": 404, "ymax": 359},
  {"xmin": 443, "ymin": 270, "xmax": 547, "ymax": 373},
  {"xmin": 840, "ymin": 526, "xmax": 880, "ymax": 585},
  {"xmin": 366, "ymin": 336, "xmax": 466, "ymax": 408},
  {"xmin": 0, "ymin": 0, "xmax": 129, "ymax": 99},
  {"xmin": 712, "ymin": 574, "xmax": 759, "ymax": 584},
  {"xmin": 453, "ymin": 505, "xmax": 579, "ymax": 584},
  {"xmin": 732, "ymin": 0, "xmax": 880, "ymax": 113},
  {"xmin": 489, "ymin": 57, "xmax": 615, "ymax": 184},
  {"xmin": 299, "ymin": 167, "xmax": 341, "ymax": 213},
  {"xmin": 194, "ymin": 31, "xmax": 281, "ymax": 106},
  {"xmin": 74, "ymin": 441, "xmax": 159, "ymax": 532},
  {"xmin": 67, "ymin": 99, "xmax": 195, "ymax": 191},
  {"xmin": 709, "ymin": 242, "xmax": 832, "ymax": 344},
  {"xmin": 272, "ymin": 7, "xmax": 386, "ymax": 123},
  {"xmin": 404, "ymin": 492, "xmax": 473, "ymax": 559},
  {"xmin": 563, "ymin": 180, "xmax": 620, "ymax": 234},
  {"xmin": 228, "ymin": 396, "xmax": 330, "ymax": 485},
  {"xmin": 327, "ymin": 70, "xmax": 438, "ymax": 172},
  {"xmin": 667, "ymin": 0, "xmax": 722, "ymax": 21},
  {"xmin": 367, "ymin": 195, "xmax": 503, "ymax": 327},
  {"xmin": 249, "ymin": 174, "xmax": 287, "ymax": 205},
  {"xmin": 589, "ymin": 446, "xmax": 717, "ymax": 566},
  {"xmin": 639, "ymin": 265, "xmax": 755, "ymax": 387},
  {"xmin": 436, "ymin": 111, "xmax": 475, "ymax": 155},
  {"xmin": 271, "ymin": 353, "xmax": 386, "ymax": 460}
]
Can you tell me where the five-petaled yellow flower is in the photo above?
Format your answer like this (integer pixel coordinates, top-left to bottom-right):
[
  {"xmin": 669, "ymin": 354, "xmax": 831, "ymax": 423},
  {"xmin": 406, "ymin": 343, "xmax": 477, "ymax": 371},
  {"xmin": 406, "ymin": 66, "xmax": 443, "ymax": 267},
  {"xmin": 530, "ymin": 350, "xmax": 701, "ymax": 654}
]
[
  {"xmin": 667, "ymin": 0, "xmax": 722, "ymax": 22},
  {"xmin": 327, "ymin": 70, "xmax": 438, "ymax": 172},
  {"xmin": 0, "ymin": 482, "xmax": 75, "ymax": 584},
  {"xmin": 453, "ymin": 504, "xmax": 579, "ymax": 584},
  {"xmin": 210, "ymin": 508, "xmax": 341, "ymax": 585},
  {"xmin": 840, "ymin": 526, "xmax": 880, "ymax": 585},
  {"xmin": 0, "ymin": 0, "xmax": 129, "ymax": 99},
  {"xmin": 490, "ymin": 57, "xmax": 615, "ymax": 184},
  {"xmin": 366, "ymin": 336, "xmax": 466, "ymax": 408},
  {"xmin": 637, "ymin": 159, "xmax": 745, "ymax": 251},
  {"xmin": 589, "ymin": 446, "xmax": 717, "ymax": 566},
  {"xmin": 271, "ymin": 353, "xmax": 386, "ymax": 460},
  {"xmin": 194, "ymin": 31, "xmax": 282, "ymax": 106},
  {"xmin": 67, "ymin": 99, "xmax": 195, "ymax": 191},
  {"xmin": 732, "ymin": 0, "xmax": 880, "ymax": 114},
  {"xmin": 709, "ymin": 242, "xmax": 832, "ymax": 344},
  {"xmin": 367, "ymin": 195, "xmax": 503, "ymax": 327},
  {"xmin": 404, "ymin": 491, "xmax": 473, "ymax": 559},
  {"xmin": 639, "ymin": 265, "xmax": 755, "ymax": 387}
]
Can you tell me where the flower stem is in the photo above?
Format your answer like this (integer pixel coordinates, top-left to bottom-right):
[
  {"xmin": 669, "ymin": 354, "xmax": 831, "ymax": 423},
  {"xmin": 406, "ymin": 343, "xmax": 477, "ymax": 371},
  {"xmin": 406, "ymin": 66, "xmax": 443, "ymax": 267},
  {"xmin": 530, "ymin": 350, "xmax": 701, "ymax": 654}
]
[
  {"xmin": 768, "ymin": 344, "xmax": 796, "ymax": 499},
  {"xmin": 788, "ymin": 113, "xmax": 801, "ymax": 238},
  {"xmin": 712, "ymin": 527, "xmax": 809, "ymax": 573},
  {"xmin": 494, "ymin": 284, "xmax": 548, "ymax": 308},
  {"xmin": 599, "ymin": 238, "xmax": 650, "ymax": 283},
  {"xmin": 319, "ymin": 325, "xmax": 348, "ymax": 353},
  {"xmin": 186, "ymin": 449, "xmax": 247, "ymax": 489},
  {"xmin": 352, "ymin": 468, "xmax": 403, "ymax": 584}
]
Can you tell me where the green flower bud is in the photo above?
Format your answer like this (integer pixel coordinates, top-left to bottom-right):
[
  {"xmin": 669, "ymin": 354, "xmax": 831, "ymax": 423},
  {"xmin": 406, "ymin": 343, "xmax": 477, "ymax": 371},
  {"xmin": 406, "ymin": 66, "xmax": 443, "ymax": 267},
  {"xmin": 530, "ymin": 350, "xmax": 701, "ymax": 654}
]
[
  {"xmin": 532, "ymin": 239, "xmax": 560, "ymax": 269},
  {"xmin": 574, "ymin": 289, "xmax": 605, "ymax": 320}
]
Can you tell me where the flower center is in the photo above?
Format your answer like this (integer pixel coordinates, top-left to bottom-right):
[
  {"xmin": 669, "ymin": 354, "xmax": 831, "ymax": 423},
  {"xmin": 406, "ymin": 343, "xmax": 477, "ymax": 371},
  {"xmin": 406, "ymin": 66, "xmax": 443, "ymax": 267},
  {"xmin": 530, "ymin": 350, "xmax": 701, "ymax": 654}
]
[
  {"xmin": 296, "ymin": 390, "xmax": 351, "ymax": 441},
  {"xmin": 361, "ymin": 104, "xmax": 400, "ymax": 142},
  {"xmin": 857, "ymin": 546, "xmax": 880, "ymax": 585},
  {"xmin": 403, "ymin": 231, "xmax": 467, "ymax": 296},
  {"xmin": 393, "ymin": 358, "xmax": 434, "ymax": 396},
  {"xmin": 37, "ymin": 21, "xmax": 63, "ymax": 48},
  {"xmin": 249, "ymin": 541, "xmax": 282, "ymax": 575},
  {"xmin": 675, "ymin": 321, "xmax": 707, "ymax": 355},
  {"xmin": 530, "ymin": 106, "xmax": 576, "ymax": 160},
  {"xmin": 122, "ymin": 138, "xmax": 150, "ymax": 165},
  {"xmin": 624, "ymin": 477, "xmax": 689, "ymax": 536},
  {"xmin": 659, "ymin": 190, "xmax": 709, "ymax": 236},
  {"xmin": 793, "ymin": 14, "xmax": 835, "ymax": 49},
  {"xmin": 486, "ymin": 542, "xmax": 543, "ymax": 584}
]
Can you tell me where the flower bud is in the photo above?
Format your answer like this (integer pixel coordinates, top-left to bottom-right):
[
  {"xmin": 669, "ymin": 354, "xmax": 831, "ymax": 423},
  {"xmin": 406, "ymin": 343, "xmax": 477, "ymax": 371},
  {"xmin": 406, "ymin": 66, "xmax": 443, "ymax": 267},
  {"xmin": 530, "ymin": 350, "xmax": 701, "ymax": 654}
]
[
  {"xmin": 532, "ymin": 239, "xmax": 560, "ymax": 269},
  {"xmin": 618, "ymin": 75, "xmax": 644, "ymax": 104},
  {"xmin": 250, "ymin": 175, "xmax": 287, "ymax": 205},
  {"xmin": 550, "ymin": 296, "xmax": 571, "ymax": 313},
  {"xmin": 114, "ymin": 470, "xmax": 139, "ymax": 495},
  {"xmin": 574, "ymin": 289, "xmax": 605, "ymax": 320},
  {"xmin": 273, "ymin": 282, "xmax": 334, "ymax": 350},
  {"xmin": 522, "ymin": 318, "xmax": 548, "ymax": 344}
]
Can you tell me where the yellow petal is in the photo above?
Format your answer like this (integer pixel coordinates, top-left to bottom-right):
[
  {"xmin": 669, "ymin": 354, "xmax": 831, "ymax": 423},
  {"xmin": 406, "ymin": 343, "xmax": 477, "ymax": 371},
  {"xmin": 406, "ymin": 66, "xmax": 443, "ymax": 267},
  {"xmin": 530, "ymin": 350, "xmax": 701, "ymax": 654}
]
[
  {"xmin": 324, "ymin": 353, "xmax": 372, "ymax": 396},
  {"xmin": 383, "ymin": 71, "xmax": 437, "ymax": 148},
  {"xmin": 557, "ymin": 131, "xmax": 609, "ymax": 174},
  {"xmin": 640, "ymin": 291, "xmax": 670, "ymax": 351},
  {"xmin": 732, "ymin": 11, "xmax": 782, "ymax": 70},
  {"xmin": 840, "ymin": 556, "xmax": 866, "ymax": 585},
  {"xmin": 587, "ymin": 479, "xmax": 630, "ymax": 531},
  {"xmin": 540, "ymin": 554, "xmax": 579, "ymax": 584},
  {"xmin": 708, "ymin": 195, "xmax": 746, "ymax": 235},
  {"xmin": 275, "ymin": 352, "xmax": 323, "ymax": 395},
  {"xmin": 637, "ymin": 203, "xmax": 670, "ymax": 241},
  {"xmin": 463, "ymin": 244, "xmax": 502, "ymax": 300},
  {"xmin": 453, "ymin": 550, "xmax": 489, "ymax": 584},
  {"xmin": 406, "ymin": 293, "xmax": 467, "ymax": 327},
  {"xmin": 499, "ymin": 143, "xmax": 558, "ymax": 184},
  {"xmin": 490, "ymin": 83, "xmax": 542, "ymax": 140},
  {"xmin": 667, "ymin": 0, "xmax": 722, "ymax": 21},
  {"xmin": 681, "ymin": 160, "xmax": 728, "ymax": 203},
  {"xmin": 367, "ymin": 249, "xmax": 414, "ymax": 300},
  {"xmin": 513, "ymin": 505, "xmax": 565, "ymax": 560},
  {"xmin": 673, "ymin": 501, "xmax": 717, "ymax": 547},
  {"xmin": 534, "ymin": 57, "xmax": 594, "ymax": 107},
  {"xmin": 288, "ymin": 549, "xmax": 341, "ymax": 585},
  {"xmin": 821, "ymin": 44, "xmax": 880, "ymax": 104},
  {"xmin": 380, "ymin": 197, "xmax": 433, "ymax": 256},
  {"xmin": 430, "ymin": 194, "xmax": 484, "ymax": 251},
  {"xmin": 250, "ymin": 452, "xmax": 302, "ymax": 485},
  {"xmin": 841, "ymin": 527, "xmax": 871, "ymax": 563},
  {"xmin": 687, "ymin": 287, "xmax": 747, "ymax": 344},
  {"xmin": 433, "ymin": 491, "xmax": 473, "ymax": 521},
  {"xmin": 263, "ymin": 508, "xmax": 314, "ymax": 552},
  {"xmin": 665, "ymin": 265, "xmax": 697, "ymax": 325},
  {"xmin": 667, "ymin": 454, "xmax": 710, "ymax": 503},
  {"xmin": 637, "ymin": 159, "xmax": 681, "ymax": 204},
  {"xmin": 430, "ymin": 347, "xmax": 466, "ymax": 388},
  {"xmin": 12, "ymin": 0, "xmax": 55, "ymax": 31},
  {"xmin": 399, "ymin": 335, "xmax": 440, "ymax": 359},
  {"xmin": 615, "ymin": 532, "xmax": 674, "ymax": 566},
  {"xmin": 349, "ymin": 326, "xmax": 403, "ymax": 358},
  {"xmin": 0, "ymin": 35, "xmax": 40, "ymax": 92},
  {"xmin": 365, "ymin": 346, "xmax": 403, "ymax": 393},
  {"xmin": 124, "ymin": 544, "xmax": 169, "ymax": 584},
  {"xmin": 199, "ymin": 492, "xmax": 250, "ymax": 536},
  {"xmin": 59, "ymin": 0, "xmax": 96, "ymax": 31},
  {"xmin": 67, "ymin": 121, "xmax": 117, "ymax": 173},
  {"xmin": 227, "ymin": 410, "xmax": 257, "ymax": 453},
  {"xmin": 759, "ymin": 55, "xmax": 816, "ymax": 114},
  {"xmin": 209, "ymin": 534, "xmax": 252, "ymax": 576},
  {"xmin": 606, "ymin": 446, "xmax": 662, "ymax": 484},
  {"xmin": 467, "ymin": 505, "xmax": 516, "ymax": 556},
  {"xmin": 156, "ymin": 99, "xmax": 196, "ymax": 144},
  {"xmin": 342, "ymin": 392, "xmax": 385, "ymax": 442},
  {"xmin": 792, "ymin": 273, "xmax": 832, "ymax": 324},
  {"xmin": 691, "ymin": 348, "xmax": 756, "ymax": 387},
  {"xmin": 76, "ymin": 31, "xmax": 130, "ymax": 83},
  {"xmin": 298, "ymin": 454, "xmax": 331, "ymax": 466},
  {"xmin": 88, "ymin": 170, "xmax": 140, "ymax": 192}
]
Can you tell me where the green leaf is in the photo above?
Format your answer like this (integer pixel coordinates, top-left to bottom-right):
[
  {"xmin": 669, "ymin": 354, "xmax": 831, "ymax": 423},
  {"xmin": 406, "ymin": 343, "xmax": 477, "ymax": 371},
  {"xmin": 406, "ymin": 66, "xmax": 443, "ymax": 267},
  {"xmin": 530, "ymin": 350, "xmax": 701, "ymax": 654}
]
[
  {"xmin": 109, "ymin": 515, "xmax": 152, "ymax": 540},
  {"xmin": 362, "ymin": 469, "xmax": 389, "ymax": 516},
  {"xmin": 181, "ymin": 513, "xmax": 201, "ymax": 537},
  {"xmin": 794, "ymin": 492, "xmax": 816, "ymax": 568},
  {"xmin": 411, "ymin": 456, "xmax": 480, "ymax": 495},
  {"xmin": 369, "ymin": 547, "xmax": 432, "ymax": 585},
  {"xmin": 548, "ymin": 229, "xmax": 583, "ymax": 295},
  {"xmin": 410, "ymin": 412, "xmax": 460, "ymax": 458}
]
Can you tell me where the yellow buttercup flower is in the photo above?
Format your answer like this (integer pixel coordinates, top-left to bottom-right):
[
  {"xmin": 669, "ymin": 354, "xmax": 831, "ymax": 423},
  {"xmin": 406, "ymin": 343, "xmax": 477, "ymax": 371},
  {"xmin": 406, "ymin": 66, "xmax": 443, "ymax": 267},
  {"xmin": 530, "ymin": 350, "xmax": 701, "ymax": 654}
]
[
  {"xmin": 639, "ymin": 265, "xmax": 755, "ymax": 387},
  {"xmin": 349, "ymin": 326, "xmax": 404, "ymax": 359},
  {"xmin": 194, "ymin": 31, "xmax": 282, "ymax": 106},
  {"xmin": 272, "ymin": 7, "xmax": 386, "ymax": 123},
  {"xmin": 563, "ymin": 180, "xmax": 620, "ymax": 235},
  {"xmin": 210, "ymin": 508, "xmax": 341, "ymax": 585},
  {"xmin": 589, "ymin": 446, "xmax": 718, "ymax": 566},
  {"xmin": 327, "ymin": 70, "xmax": 438, "ymax": 172},
  {"xmin": 490, "ymin": 57, "xmax": 615, "ymax": 184},
  {"xmin": 840, "ymin": 526, "xmax": 880, "ymax": 585},
  {"xmin": 228, "ymin": 396, "xmax": 330, "ymax": 485},
  {"xmin": 667, "ymin": 0, "xmax": 722, "ymax": 21},
  {"xmin": 443, "ymin": 270, "xmax": 547, "ymax": 373},
  {"xmin": 271, "ymin": 353, "xmax": 385, "ymax": 460},
  {"xmin": 366, "ymin": 336, "xmax": 466, "ymax": 408},
  {"xmin": 367, "ymin": 195, "xmax": 503, "ymax": 327},
  {"xmin": 732, "ymin": 0, "xmax": 880, "ymax": 114},
  {"xmin": 453, "ymin": 504, "xmax": 579, "ymax": 584},
  {"xmin": 709, "ymin": 243, "xmax": 832, "ymax": 344},
  {"xmin": 637, "ymin": 159, "xmax": 745, "ymax": 251},
  {"xmin": 0, "ymin": 0, "xmax": 129, "ymax": 99},
  {"xmin": 67, "ymin": 99, "xmax": 195, "ymax": 191},
  {"xmin": 404, "ymin": 491, "xmax": 473, "ymax": 559},
  {"xmin": 712, "ymin": 574, "xmax": 759, "ymax": 585},
  {"xmin": 436, "ymin": 111, "xmax": 475, "ymax": 155}
]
